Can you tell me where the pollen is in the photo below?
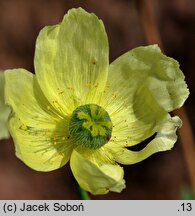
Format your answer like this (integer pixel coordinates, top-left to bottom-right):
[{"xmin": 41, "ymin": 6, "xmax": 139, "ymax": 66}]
[
  {"xmin": 58, "ymin": 91, "xmax": 64, "ymax": 95},
  {"xmin": 92, "ymin": 59, "xmax": 97, "ymax": 65}
]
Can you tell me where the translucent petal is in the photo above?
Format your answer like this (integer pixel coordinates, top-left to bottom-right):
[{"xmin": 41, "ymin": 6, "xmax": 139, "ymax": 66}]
[
  {"xmin": 70, "ymin": 149, "xmax": 125, "ymax": 195},
  {"xmin": 5, "ymin": 69, "xmax": 74, "ymax": 171},
  {"xmin": 34, "ymin": 8, "xmax": 109, "ymax": 116},
  {"xmin": 101, "ymin": 45, "xmax": 189, "ymax": 146},
  {"xmin": 0, "ymin": 72, "xmax": 10, "ymax": 139},
  {"xmin": 111, "ymin": 115, "xmax": 181, "ymax": 165}
]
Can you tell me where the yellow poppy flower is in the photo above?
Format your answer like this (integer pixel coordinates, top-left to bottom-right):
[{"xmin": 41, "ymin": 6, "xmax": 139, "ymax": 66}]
[{"xmin": 4, "ymin": 8, "xmax": 189, "ymax": 195}]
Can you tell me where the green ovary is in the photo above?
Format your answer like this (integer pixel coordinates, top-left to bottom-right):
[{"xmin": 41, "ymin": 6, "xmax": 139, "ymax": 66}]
[{"xmin": 69, "ymin": 104, "xmax": 112, "ymax": 149}]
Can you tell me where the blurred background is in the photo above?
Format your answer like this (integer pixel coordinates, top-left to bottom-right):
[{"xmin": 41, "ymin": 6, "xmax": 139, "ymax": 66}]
[{"xmin": 0, "ymin": 0, "xmax": 195, "ymax": 199}]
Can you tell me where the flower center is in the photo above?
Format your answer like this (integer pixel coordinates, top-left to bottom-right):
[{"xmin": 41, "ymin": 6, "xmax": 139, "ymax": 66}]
[{"xmin": 69, "ymin": 104, "xmax": 112, "ymax": 149}]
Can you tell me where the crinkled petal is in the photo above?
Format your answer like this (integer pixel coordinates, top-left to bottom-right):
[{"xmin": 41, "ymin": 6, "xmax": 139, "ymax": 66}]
[
  {"xmin": 5, "ymin": 69, "xmax": 74, "ymax": 171},
  {"xmin": 70, "ymin": 149, "xmax": 125, "ymax": 195},
  {"xmin": 111, "ymin": 115, "xmax": 181, "ymax": 165},
  {"xmin": 35, "ymin": 8, "xmax": 109, "ymax": 116},
  {"xmin": 101, "ymin": 45, "xmax": 189, "ymax": 146},
  {"xmin": 0, "ymin": 72, "xmax": 10, "ymax": 139}
]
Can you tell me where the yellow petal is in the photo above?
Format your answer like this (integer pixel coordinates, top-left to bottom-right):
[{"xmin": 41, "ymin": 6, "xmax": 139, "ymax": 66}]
[
  {"xmin": 111, "ymin": 115, "xmax": 181, "ymax": 164},
  {"xmin": 5, "ymin": 69, "xmax": 73, "ymax": 171},
  {"xmin": 5, "ymin": 69, "xmax": 61, "ymax": 128},
  {"xmin": 9, "ymin": 115, "xmax": 74, "ymax": 171},
  {"xmin": 34, "ymin": 8, "xmax": 109, "ymax": 116},
  {"xmin": 70, "ymin": 149, "xmax": 125, "ymax": 195},
  {"xmin": 101, "ymin": 45, "xmax": 189, "ymax": 147}
]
